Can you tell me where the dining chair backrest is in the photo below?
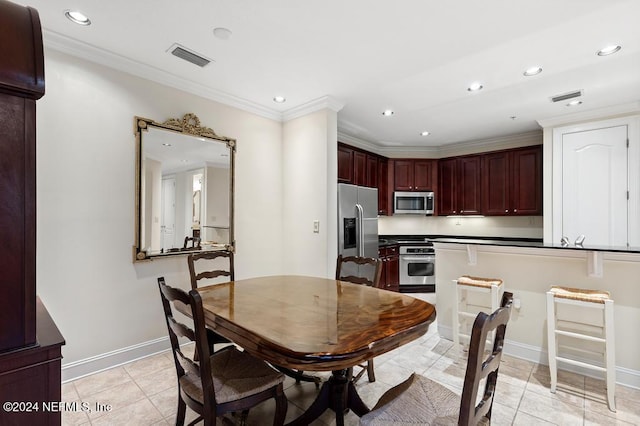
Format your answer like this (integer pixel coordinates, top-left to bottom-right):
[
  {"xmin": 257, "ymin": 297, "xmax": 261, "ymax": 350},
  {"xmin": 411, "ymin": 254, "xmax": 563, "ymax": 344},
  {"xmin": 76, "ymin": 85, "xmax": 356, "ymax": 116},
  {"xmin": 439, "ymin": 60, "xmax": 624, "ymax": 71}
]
[
  {"xmin": 157, "ymin": 277, "xmax": 217, "ymax": 405},
  {"xmin": 335, "ymin": 255, "xmax": 383, "ymax": 288},
  {"xmin": 458, "ymin": 291, "xmax": 513, "ymax": 425},
  {"xmin": 188, "ymin": 250, "xmax": 234, "ymax": 290}
]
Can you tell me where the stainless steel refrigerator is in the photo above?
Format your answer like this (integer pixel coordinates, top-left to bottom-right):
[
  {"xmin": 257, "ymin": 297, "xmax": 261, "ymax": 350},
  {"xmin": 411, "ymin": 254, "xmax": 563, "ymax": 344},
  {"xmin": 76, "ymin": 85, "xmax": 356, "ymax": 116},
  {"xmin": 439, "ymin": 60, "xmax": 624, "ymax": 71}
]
[{"xmin": 338, "ymin": 183, "xmax": 379, "ymax": 278}]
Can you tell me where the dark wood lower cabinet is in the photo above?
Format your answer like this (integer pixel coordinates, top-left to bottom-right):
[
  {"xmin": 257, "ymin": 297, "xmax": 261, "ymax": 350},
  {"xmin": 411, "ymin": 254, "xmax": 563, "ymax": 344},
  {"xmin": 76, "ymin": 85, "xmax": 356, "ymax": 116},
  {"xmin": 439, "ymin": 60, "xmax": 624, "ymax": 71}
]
[
  {"xmin": 379, "ymin": 245, "xmax": 399, "ymax": 292},
  {"xmin": 0, "ymin": 299, "xmax": 65, "ymax": 426}
]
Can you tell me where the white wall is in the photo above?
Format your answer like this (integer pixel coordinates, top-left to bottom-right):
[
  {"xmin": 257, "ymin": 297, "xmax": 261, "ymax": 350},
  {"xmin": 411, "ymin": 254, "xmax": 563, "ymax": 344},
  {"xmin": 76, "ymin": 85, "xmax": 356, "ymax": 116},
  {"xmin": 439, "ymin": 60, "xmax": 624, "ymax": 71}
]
[
  {"xmin": 282, "ymin": 109, "xmax": 338, "ymax": 277},
  {"xmin": 36, "ymin": 49, "xmax": 285, "ymax": 370}
]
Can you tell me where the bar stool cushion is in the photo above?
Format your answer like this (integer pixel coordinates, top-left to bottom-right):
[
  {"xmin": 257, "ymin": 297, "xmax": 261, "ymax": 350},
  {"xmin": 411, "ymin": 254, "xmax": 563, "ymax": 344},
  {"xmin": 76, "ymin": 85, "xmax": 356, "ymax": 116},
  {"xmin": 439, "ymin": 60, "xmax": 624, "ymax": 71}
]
[
  {"xmin": 549, "ymin": 286, "xmax": 610, "ymax": 304},
  {"xmin": 457, "ymin": 275, "xmax": 503, "ymax": 289}
]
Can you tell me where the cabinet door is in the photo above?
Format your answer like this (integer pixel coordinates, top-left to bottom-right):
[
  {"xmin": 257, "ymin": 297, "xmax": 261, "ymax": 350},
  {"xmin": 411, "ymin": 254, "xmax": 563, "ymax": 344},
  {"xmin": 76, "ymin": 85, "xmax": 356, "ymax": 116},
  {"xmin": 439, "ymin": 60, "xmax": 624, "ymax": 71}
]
[
  {"xmin": 394, "ymin": 160, "xmax": 414, "ymax": 191},
  {"xmin": 438, "ymin": 158, "xmax": 457, "ymax": 215},
  {"xmin": 511, "ymin": 146, "xmax": 542, "ymax": 215},
  {"xmin": 337, "ymin": 145, "xmax": 353, "ymax": 183},
  {"xmin": 377, "ymin": 158, "xmax": 389, "ymax": 215},
  {"xmin": 482, "ymin": 151, "xmax": 510, "ymax": 215},
  {"xmin": 558, "ymin": 126, "xmax": 628, "ymax": 246},
  {"xmin": 366, "ymin": 154, "xmax": 378, "ymax": 188},
  {"xmin": 458, "ymin": 156, "xmax": 482, "ymax": 214},
  {"xmin": 378, "ymin": 248, "xmax": 387, "ymax": 289},
  {"xmin": 386, "ymin": 250, "xmax": 400, "ymax": 292},
  {"xmin": 413, "ymin": 160, "xmax": 435, "ymax": 190},
  {"xmin": 353, "ymin": 151, "xmax": 367, "ymax": 186}
]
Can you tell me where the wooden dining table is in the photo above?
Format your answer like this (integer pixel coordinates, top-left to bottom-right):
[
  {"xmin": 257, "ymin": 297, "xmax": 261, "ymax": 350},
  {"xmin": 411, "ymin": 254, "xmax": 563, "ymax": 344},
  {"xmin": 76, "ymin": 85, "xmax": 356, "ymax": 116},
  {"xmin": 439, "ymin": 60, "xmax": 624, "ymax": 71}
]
[{"xmin": 193, "ymin": 275, "xmax": 437, "ymax": 426}]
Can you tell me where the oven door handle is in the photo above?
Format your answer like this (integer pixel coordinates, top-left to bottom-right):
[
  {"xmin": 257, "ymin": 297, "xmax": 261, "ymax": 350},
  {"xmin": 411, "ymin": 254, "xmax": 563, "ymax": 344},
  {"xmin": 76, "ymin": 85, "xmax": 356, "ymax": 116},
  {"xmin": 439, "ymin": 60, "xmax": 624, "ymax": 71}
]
[{"xmin": 400, "ymin": 256, "xmax": 435, "ymax": 262}]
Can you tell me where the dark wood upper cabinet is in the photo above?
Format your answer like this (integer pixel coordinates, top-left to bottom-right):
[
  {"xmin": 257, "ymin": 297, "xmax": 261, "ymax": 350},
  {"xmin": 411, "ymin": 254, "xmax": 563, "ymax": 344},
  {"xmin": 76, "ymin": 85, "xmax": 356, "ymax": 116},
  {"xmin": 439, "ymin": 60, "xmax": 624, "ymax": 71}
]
[
  {"xmin": 353, "ymin": 151, "xmax": 367, "ymax": 186},
  {"xmin": 438, "ymin": 155, "xmax": 481, "ymax": 215},
  {"xmin": 394, "ymin": 159, "xmax": 437, "ymax": 191},
  {"xmin": 483, "ymin": 145, "xmax": 542, "ymax": 215},
  {"xmin": 337, "ymin": 144, "xmax": 353, "ymax": 183},
  {"xmin": 377, "ymin": 157, "xmax": 389, "ymax": 215}
]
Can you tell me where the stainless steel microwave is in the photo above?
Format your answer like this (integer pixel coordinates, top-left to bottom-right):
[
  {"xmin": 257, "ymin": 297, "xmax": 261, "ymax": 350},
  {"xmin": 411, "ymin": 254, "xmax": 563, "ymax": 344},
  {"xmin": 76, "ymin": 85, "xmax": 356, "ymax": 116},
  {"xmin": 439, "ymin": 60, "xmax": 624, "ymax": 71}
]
[{"xmin": 394, "ymin": 191, "xmax": 435, "ymax": 215}]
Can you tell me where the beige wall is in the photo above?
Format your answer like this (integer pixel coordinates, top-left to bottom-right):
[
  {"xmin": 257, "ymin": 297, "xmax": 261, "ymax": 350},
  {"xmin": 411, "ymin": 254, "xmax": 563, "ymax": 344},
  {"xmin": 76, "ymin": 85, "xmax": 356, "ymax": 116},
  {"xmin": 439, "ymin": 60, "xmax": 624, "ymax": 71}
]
[
  {"xmin": 282, "ymin": 109, "xmax": 338, "ymax": 277},
  {"xmin": 36, "ymin": 50, "xmax": 286, "ymax": 370},
  {"xmin": 435, "ymin": 243, "xmax": 640, "ymax": 388}
]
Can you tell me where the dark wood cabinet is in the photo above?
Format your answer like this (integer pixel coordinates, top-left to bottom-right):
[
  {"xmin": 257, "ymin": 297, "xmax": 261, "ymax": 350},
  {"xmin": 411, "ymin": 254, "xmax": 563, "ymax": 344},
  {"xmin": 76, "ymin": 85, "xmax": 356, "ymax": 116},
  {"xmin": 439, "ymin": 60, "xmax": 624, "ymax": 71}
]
[
  {"xmin": 353, "ymin": 150, "xmax": 367, "ymax": 186},
  {"xmin": 338, "ymin": 143, "xmax": 380, "ymax": 188},
  {"xmin": 377, "ymin": 158, "xmax": 389, "ymax": 215},
  {"xmin": 378, "ymin": 245, "xmax": 399, "ymax": 292},
  {"xmin": 337, "ymin": 144, "xmax": 353, "ymax": 183},
  {"xmin": 438, "ymin": 155, "xmax": 482, "ymax": 215},
  {"xmin": 482, "ymin": 145, "xmax": 542, "ymax": 215},
  {"xmin": 0, "ymin": 3, "xmax": 64, "ymax": 424},
  {"xmin": 394, "ymin": 159, "xmax": 436, "ymax": 191}
]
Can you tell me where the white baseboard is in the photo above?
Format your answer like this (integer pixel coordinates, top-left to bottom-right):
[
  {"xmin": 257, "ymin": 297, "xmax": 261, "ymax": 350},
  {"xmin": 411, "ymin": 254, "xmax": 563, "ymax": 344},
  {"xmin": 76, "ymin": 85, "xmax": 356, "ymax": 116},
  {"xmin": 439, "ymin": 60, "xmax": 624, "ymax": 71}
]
[
  {"xmin": 438, "ymin": 324, "xmax": 640, "ymax": 390},
  {"xmin": 61, "ymin": 337, "xmax": 171, "ymax": 383}
]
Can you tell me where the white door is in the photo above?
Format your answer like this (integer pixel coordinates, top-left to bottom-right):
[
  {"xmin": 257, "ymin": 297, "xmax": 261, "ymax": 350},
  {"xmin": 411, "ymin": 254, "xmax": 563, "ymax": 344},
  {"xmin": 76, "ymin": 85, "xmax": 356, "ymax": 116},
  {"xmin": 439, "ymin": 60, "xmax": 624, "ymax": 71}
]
[
  {"xmin": 560, "ymin": 125, "xmax": 628, "ymax": 246},
  {"xmin": 161, "ymin": 177, "xmax": 176, "ymax": 249}
]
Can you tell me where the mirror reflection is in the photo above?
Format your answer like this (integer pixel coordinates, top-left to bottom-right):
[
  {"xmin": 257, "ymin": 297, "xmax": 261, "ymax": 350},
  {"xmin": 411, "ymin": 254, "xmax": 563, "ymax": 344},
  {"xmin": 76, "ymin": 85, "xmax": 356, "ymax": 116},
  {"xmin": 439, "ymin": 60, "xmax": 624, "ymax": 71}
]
[{"xmin": 134, "ymin": 114, "xmax": 235, "ymax": 261}]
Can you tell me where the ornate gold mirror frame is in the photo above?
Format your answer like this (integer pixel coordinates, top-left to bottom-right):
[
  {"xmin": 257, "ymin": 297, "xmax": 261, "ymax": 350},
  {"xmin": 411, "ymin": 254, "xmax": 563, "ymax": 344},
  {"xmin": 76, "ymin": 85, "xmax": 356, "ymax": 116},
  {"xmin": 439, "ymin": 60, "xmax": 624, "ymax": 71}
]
[{"xmin": 133, "ymin": 113, "xmax": 236, "ymax": 261}]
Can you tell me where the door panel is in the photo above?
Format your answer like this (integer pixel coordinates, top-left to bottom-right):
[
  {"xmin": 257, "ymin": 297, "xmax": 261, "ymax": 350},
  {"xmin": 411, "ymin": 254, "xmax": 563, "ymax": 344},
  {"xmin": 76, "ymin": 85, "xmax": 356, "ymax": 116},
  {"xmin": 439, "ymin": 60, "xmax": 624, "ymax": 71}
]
[{"xmin": 561, "ymin": 126, "xmax": 627, "ymax": 246}]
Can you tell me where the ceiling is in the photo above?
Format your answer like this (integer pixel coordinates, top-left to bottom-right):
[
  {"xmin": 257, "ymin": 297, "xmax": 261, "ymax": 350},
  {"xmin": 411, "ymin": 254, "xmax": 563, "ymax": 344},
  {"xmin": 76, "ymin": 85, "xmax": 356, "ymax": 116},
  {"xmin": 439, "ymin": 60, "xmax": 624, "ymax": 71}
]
[{"xmin": 14, "ymin": 0, "xmax": 640, "ymax": 149}]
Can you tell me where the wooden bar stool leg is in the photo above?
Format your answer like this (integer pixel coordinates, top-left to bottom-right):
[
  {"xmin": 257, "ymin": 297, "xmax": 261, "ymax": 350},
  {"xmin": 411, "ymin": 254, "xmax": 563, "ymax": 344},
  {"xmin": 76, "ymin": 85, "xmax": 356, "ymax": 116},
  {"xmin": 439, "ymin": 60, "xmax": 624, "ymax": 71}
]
[
  {"xmin": 605, "ymin": 299, "xmax": 616, "ymax": 412},
  {"xmin": 546, "ymin": 291, "xmax": 558, "ymax": 393}
]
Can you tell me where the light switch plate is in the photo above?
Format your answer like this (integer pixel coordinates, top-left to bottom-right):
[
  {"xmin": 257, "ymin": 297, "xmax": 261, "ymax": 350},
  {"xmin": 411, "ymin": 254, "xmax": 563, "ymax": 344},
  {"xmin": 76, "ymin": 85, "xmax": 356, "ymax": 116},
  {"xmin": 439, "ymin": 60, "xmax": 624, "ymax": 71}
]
[{"xmin": 313, "ymin": 220, "xmax": 320, "ymax": 233}]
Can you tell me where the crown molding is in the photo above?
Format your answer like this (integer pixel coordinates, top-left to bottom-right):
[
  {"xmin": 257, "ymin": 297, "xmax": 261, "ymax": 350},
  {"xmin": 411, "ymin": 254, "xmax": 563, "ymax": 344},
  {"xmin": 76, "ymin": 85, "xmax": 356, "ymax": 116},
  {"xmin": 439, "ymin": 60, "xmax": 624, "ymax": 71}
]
[
  {"xmin": 282, "ymin": 95, "xmax": 345, "ymax": 122},
  {"xmin": 537, "ymin": 101, "xmax": 640, "ymax": 128},
  {"xmin": 42, "ymin": 29, "xmax": 283, "ymax": 121},
  {"xmin": 338, "ymin": 129, "xmax": 542, "ymax": 158}
]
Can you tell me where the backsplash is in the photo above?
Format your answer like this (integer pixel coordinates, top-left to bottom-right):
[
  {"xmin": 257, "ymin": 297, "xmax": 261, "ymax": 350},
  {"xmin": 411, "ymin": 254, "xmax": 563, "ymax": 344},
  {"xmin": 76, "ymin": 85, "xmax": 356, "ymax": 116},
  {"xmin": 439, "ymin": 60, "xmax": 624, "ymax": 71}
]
[{"xmin": 378, "ymin": 215, "xmax": 543, "ymax": 239}]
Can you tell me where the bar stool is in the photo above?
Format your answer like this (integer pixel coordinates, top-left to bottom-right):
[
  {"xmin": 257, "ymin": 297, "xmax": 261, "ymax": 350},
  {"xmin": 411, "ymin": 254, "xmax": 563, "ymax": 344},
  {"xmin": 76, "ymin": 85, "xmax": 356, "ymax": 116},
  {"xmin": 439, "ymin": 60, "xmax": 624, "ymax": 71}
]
[
  {"xmin": 546, "ymin": 286, "xmax": 615, "ymax": 412},
  {"xmin": 452, "ymin": 275, "xmax": 504, "ymax": 346}
]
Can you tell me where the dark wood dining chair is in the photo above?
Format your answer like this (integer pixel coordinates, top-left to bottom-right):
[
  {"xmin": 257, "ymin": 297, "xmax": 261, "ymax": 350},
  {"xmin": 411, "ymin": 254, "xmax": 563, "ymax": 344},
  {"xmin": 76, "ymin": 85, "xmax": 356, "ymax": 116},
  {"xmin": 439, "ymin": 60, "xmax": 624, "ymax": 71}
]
[
  {"xmin": 336, "ymin": 254, "xmax": 383, "ymax": 383},
  {"xmin": 359, "ymin": 292, "xmax": 514, "ymax": 426},
  {"xmin": 157, "ymin": 277, "xmax": 288, "ymax": 426},
  {"xmin": 187, "ymin": 250, "xmax": 234, "ymax": 290},
  {"xmin": 187, "ymin": 251, "xmax": 235, "ymax": 354}
]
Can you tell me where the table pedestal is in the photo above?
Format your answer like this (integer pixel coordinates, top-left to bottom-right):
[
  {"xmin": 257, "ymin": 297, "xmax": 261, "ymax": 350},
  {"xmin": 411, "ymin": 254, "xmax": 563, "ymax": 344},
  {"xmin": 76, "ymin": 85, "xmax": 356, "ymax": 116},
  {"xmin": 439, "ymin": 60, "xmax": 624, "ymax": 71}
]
[{"xmin": 286, "ymin": 369, "xmax": 370, "ymax": 426}]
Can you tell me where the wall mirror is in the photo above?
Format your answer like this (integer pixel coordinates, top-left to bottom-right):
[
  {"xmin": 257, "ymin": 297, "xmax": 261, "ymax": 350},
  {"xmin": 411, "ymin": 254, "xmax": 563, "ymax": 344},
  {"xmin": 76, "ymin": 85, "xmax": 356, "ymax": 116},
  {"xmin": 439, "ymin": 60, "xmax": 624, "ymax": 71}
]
[{"xmin": 134, "ymin": 113, "xmax": 235, "ymax": 261}]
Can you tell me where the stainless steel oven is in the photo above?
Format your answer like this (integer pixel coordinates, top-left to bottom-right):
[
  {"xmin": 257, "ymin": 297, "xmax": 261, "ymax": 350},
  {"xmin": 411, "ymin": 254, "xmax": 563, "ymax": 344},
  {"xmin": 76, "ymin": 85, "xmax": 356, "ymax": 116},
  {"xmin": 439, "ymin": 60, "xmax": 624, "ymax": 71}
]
[{"xmin": 399, "ymin": 245, "xmax": 435, "ymax": 292}]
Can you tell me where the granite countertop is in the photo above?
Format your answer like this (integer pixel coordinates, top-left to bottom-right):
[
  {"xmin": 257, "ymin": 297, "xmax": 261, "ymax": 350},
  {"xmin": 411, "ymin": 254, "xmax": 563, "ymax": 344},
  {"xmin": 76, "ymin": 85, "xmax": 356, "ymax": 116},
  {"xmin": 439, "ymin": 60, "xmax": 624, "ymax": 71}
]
[{"xmin": 379, "ymin": 235, "xmax": 640, "ymax": 254}]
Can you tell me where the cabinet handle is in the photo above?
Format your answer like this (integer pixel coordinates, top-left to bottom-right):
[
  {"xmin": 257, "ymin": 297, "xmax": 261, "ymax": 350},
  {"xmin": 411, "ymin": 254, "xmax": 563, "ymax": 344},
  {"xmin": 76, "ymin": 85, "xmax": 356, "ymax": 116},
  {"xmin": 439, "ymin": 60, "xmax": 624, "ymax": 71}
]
[
  {"xmin": 514, "ymin": 209, "xmax": 517, "ymax": 213},
  {"xmin": 505, "ymin": 209, "xmax": 508, "ymax": 213}
]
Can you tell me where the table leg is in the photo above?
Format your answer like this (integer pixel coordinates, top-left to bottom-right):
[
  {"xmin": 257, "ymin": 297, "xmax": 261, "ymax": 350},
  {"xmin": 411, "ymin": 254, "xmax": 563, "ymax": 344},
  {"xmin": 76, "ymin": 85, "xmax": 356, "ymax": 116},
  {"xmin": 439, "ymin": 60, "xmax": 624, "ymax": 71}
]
[{"xmin": 286, "ymin": 369, "xmax": 370, "ymax": 426}]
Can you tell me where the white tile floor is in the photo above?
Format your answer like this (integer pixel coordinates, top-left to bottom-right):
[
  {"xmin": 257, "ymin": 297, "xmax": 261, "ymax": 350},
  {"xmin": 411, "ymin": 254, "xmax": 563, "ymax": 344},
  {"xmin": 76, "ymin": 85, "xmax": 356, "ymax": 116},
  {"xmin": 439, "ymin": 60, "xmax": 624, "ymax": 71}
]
[{"xmin": 61, "ymin": 318, "xmax": 640, "ymax": 425}]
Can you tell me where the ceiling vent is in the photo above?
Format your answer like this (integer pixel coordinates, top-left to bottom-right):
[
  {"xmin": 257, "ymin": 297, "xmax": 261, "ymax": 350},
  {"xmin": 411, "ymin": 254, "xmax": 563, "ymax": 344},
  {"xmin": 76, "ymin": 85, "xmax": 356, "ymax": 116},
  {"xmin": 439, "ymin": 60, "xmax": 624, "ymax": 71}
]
[
  {"xmin": 167, "ymin": 43, "xmax": 212, "ymax": 67},
  {"xmin": 550, "ymin": 90, "xmax": 583, "ymax": 103}
]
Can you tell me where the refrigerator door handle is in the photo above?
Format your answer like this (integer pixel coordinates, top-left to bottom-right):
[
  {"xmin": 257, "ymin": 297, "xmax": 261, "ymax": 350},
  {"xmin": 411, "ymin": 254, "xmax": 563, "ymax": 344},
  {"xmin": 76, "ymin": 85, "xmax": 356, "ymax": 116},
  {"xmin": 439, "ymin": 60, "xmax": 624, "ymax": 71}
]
[{"xmin": 355, "ymin": 203, "xmax": 364, "ymax": 257}]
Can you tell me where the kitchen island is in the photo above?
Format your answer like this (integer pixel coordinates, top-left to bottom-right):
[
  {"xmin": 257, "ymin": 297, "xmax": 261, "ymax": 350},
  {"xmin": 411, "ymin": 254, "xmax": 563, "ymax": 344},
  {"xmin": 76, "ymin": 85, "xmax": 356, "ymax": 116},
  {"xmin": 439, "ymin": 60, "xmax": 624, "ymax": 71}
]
[{"xmin": 433, "ymin": 239, "xmax": 640, "ymax": 389}]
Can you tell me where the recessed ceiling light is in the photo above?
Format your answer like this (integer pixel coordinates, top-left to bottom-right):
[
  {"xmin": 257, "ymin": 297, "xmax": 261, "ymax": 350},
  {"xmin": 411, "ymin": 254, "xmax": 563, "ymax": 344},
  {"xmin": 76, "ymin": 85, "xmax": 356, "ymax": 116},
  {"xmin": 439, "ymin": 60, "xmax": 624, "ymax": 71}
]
[
  {"xmin": 420, "ymin": 131, "xmax": 430, "ymax": 136},
  {"xmin": 467, "ymin": 82, "xmax": 483, "ymax": 92},
  {"xmin": 382, "ymin": 109, "xmax": 394, "ymax": 116},
  {"xmin": 523, "ymin": 66, "xmax": 542, "ymax": 76},
  {"xmin": 213, "ymin": 27, "xmax": 232, "ymax": 40},
  {"xmin": 162, "ymin": 143, "xmax": 172, "ymax": 147},
  {"xmin": 597, "ymin": 45, "xmax": 621, "ymax": 56},
  {"xmin": 64, "ymin": 10, "xmax": 91, "ymax": 26},
  {"xmin": 567, "ymin": 100, "xmax": 583, "ymax": 107},
  {"xmin": 273, "ymin": 96, "xmax": 286, "ymax": 103}
]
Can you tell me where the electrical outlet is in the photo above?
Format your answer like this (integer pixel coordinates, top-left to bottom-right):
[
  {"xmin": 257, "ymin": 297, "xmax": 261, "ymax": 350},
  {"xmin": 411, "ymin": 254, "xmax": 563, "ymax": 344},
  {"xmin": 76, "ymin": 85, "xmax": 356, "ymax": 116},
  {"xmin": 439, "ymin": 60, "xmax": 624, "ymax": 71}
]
[{"xmin": 313, "ymin": 220, "xmax": 320, "ymax": 233}]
